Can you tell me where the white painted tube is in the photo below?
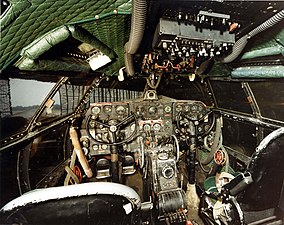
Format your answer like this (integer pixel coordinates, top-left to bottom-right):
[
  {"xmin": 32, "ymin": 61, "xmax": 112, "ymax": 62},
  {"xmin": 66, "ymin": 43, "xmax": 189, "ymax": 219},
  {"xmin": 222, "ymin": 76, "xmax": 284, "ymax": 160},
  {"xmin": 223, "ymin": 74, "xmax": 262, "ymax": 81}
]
[{"xmin": 69, "ymin": 127, "xmax": 93, "ymax": 178}]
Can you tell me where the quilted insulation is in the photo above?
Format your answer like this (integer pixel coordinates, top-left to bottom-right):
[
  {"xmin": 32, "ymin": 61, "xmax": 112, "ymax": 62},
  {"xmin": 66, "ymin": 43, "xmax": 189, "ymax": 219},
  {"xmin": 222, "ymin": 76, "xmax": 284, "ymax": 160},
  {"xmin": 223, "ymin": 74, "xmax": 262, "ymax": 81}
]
[{"xmin": 0, "ymin": 0, "xmax": 132, "ymax": 75}]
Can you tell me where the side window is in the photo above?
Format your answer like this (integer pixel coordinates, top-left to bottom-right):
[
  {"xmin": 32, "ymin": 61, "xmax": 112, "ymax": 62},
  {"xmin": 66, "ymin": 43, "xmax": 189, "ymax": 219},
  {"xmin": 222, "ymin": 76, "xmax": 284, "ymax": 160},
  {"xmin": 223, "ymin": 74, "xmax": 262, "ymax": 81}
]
[
  {"xmin": 249, "ymin": 81, "xmax": 284, "ymax": 122},
  {"xmin": 1, "ymin": 79, "xmax": 55, "ymax": 140},
  {"xmin": 210, "ymin": 80, "xmax": 253, "ymax": 114},
  {"xmin": 10, "ymin": 79, "xmax": 54, "ymax": 120}
]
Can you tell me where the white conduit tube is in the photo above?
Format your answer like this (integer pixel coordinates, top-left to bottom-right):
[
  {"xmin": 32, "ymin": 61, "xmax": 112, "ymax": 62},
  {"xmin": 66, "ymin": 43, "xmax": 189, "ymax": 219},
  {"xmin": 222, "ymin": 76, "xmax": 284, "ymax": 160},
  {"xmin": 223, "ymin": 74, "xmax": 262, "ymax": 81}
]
[
  {"xmin": 138, "ymin": 137, "xmax": 145, "ymax": 168},
  {"xmin": 69, "ymin": 127, "xmax": 93, "ymax": 178},
  {"xmin": 172, "ymin": 135, "xmax": 180, "ymax": 162}
]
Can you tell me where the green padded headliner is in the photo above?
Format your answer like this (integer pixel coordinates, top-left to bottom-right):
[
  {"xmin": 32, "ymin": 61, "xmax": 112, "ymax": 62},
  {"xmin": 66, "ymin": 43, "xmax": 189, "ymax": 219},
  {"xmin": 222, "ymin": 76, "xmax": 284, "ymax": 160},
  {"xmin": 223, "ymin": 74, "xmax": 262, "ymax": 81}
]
[{"xmin": 0, "ymin": 0, "xmax": 132, "ymax": 75}]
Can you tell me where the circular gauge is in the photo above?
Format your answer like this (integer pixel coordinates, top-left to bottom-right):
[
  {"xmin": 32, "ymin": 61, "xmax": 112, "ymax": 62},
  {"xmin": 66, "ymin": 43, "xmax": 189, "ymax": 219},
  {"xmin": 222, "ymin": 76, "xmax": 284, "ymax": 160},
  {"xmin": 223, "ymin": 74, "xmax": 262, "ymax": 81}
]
[
  {"xmin": 184, "ymin": 105, "xmax": 190, "ymax": 112},
  {"xmin": 175, "ymin": 104, "xmax": 183, "ymax": 112},
  {"xmin": 153, "ymin": 123, "xmax": 161, "ymax": 131},
  {"xmin": 143, "ymin": 124, "xmax": 151, "ymax": 131},
  {"xmin": 148, "ymin": 106, "xmax": 157, "ymax": 114},
  {"xmin": 93, "ymin": 145, "xmax": 99, "ymax": 151},
  {"xmin": 191, "ymin": 104, "xmax": 197, "ymax": 111},
  {"xmin": 91, "ymin": 106, "xmax": 101, "ymax": 114},
  {"xmin": 164, "ymin": 105, "xmax": 172, "ymax": 113},
  {"xmin": 103, "ymin": 105, "xmax": 112, "ymax": 113},
  {"xmin": 162, "ymin": 166, "xmax": 174, "ymax": 179},
  {"xmin": 136, "ymin": 106, "xmax": 145, "ymax": 115},
  {"xmin": 116, "ymin": 105, "xmax": 126, "ymax": 115},
  {"xmin": 101, "ymin": 144, "xmax": 108, "ymax": 150}
]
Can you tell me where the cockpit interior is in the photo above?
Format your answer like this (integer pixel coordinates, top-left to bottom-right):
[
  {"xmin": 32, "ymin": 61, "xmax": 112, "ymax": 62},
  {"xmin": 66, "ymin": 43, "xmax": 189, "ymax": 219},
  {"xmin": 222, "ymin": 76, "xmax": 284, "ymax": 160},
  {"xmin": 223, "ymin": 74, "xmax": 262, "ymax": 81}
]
[{"xmin": 0, "ymin": 1, "xmax": 284, "ymax": 224}]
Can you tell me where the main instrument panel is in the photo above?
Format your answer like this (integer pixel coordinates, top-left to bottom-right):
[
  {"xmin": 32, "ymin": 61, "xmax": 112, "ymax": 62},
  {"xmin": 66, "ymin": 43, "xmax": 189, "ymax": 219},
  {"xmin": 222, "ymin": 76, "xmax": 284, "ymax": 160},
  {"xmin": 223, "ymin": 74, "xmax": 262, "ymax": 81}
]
[{"xmin": 80, "ymin": 96, "xmax": 211, "ymax": 156}]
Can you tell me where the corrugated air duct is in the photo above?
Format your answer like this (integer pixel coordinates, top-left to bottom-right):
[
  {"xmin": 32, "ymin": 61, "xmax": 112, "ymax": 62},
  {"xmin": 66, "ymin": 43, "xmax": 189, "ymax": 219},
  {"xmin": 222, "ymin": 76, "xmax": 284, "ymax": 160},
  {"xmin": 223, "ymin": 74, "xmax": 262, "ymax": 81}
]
[
  {"xmin": 221, "ymin": 9, "xmax": 284, "ymax": 63},
  {"xmin": 124, "ymin": 0, "xmax": 147, "ymax": 76}
]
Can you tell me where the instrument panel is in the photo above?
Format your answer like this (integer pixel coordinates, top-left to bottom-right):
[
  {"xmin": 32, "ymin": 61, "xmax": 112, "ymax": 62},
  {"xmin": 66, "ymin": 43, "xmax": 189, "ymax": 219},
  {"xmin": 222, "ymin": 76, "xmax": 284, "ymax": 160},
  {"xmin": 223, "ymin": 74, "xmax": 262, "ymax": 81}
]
[{"xmin": 80, "ymin": 96, "xmax": 210, "ymax": 156}]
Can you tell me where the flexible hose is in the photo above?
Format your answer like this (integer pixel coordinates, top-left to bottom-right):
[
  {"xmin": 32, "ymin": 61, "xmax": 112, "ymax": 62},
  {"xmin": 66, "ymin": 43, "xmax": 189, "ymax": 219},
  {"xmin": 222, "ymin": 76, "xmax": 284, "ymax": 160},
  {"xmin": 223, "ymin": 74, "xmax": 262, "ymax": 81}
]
[
  {"xmin": 221, "ymin": 35, "xmax": 249, "ymax": 63},
  {"xmin": 124, "ymin": 43, "xmax": 135, "ymax": 76},
  {"xmin": 201, "ymin": 117, "xmax": 222, "ymax": 165},
  {"xmin": 221, "ymin": 10, "xmax": 284, "ymax": 63},
  {"xmin": 248, "ymin": 10, "xmax": 284, "ymax": 37},
  {"xmin": 124, "ymin": 0, "xmax": 147, "ymax": 75},
  {"xmin": 127, "ymin": 0, "xmax": 147, "ymax": 54}
]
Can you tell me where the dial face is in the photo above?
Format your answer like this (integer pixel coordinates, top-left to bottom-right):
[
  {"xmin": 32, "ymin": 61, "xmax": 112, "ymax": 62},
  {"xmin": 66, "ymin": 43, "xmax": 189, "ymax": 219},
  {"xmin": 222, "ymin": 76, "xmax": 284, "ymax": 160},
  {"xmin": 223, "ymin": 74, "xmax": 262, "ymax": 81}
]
[
  {"xmin": 148, "ymin": 106, "xmax": 157, "ymax": 114},
  {"xmin": 175, "ymin": 104, "xmax": 183, "ymax": 112},
  {"xmin": 162, "ymin": 166, "xmax": 174, "ymax": 179},
  {"xmin": 116, "ymin": 105, "xmax": 126, "ymax": 115},
  {"xmin": 93, "ymin": 145, "xmax": 99, "ymax": 151},
  {"xmin": 191, "ymin": 104, "xmax": 197, "ymax": 111},
  {"xmin": 153, "ymin": 123, "xmax": 161, "ymax": 131},
  {"xmin": 164, "ymin": 105, "xmax": 172, "ymax": 113},
  {"xmin": 143, "ymin": 124, "xmax": 151, "ymax": 131},
  {"xmin": 136, "ymin": 105, "xmax": 144, "ymax": 113},
  {"xmin": 184, "ymin": 104, "xmax": 190, "ymax": 112},
  {"xmin": 101, "ymin": 144, "xmax": 108, "ymax": 150},
  {"xmin": 91, "ymin": 106, "xmax": 101, "ymax": 114},
  {"xmin": 103, "ymin": 105, "xmax": 112, "ymax": 113}
]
